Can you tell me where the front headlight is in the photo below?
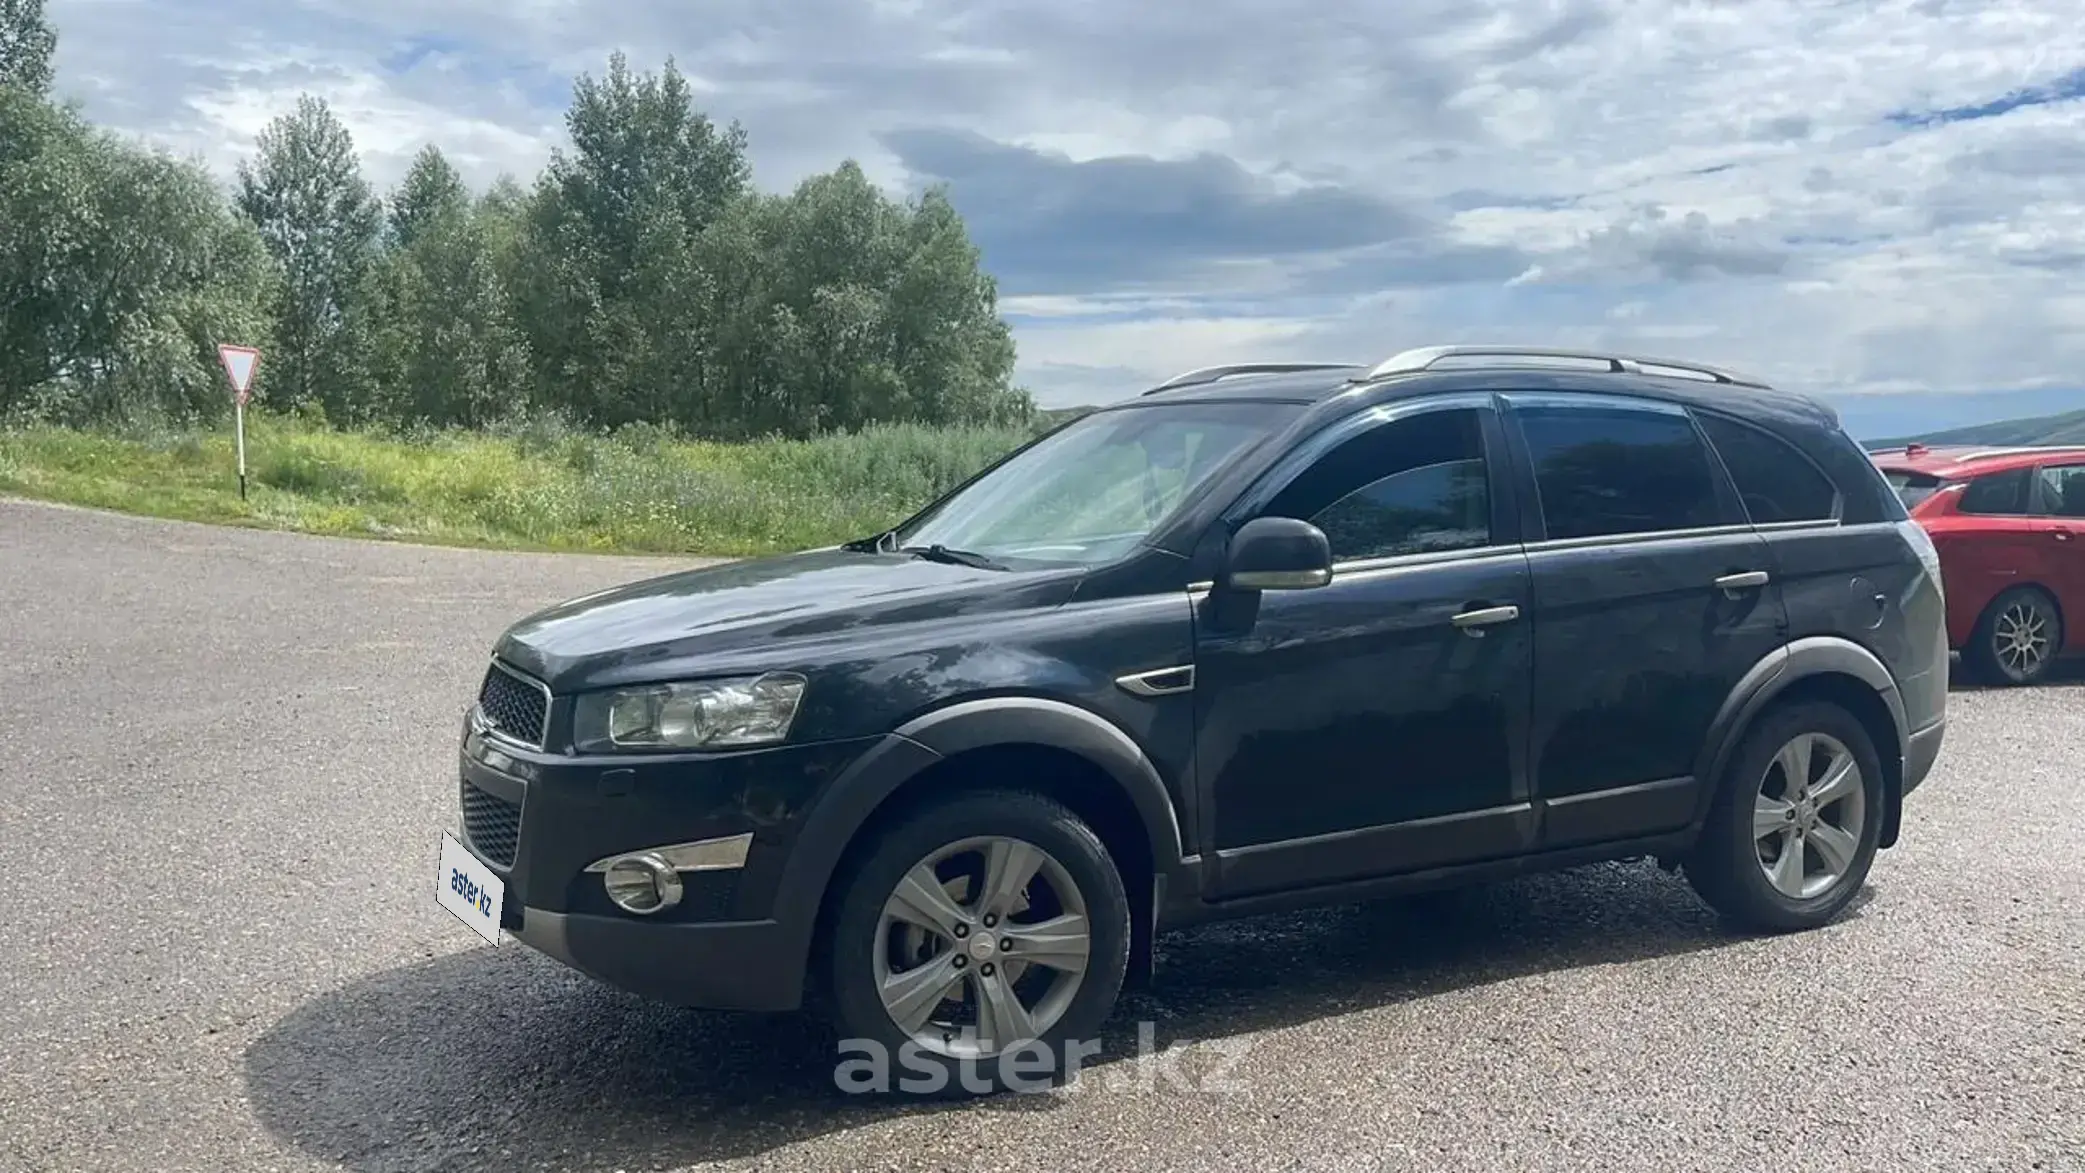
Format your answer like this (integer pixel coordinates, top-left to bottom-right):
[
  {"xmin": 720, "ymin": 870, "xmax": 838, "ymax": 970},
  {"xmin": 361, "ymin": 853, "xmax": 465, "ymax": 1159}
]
[{"xmin": 573, "ymin": 672, "xmax": 807, "ymax": 752}]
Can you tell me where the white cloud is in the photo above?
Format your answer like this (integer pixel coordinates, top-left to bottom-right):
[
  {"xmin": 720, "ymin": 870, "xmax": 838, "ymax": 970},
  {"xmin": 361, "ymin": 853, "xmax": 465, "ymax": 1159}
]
[{"xmin": 39, "ymin": 0, "xmax": 2085, "ymax": 420}]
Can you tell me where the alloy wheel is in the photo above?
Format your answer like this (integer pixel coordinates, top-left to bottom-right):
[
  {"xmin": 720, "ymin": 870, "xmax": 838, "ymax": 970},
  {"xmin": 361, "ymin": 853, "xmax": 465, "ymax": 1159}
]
[
  {"xmin": 872, "ymin": 835, "xmax": 1092, "ymax": 1058},
  {"xmin": 1752, "ymin": 731, "xmax": 1867, "ymax": 901},
  {"xmin": 1993, "ymin": 598, "xmax": 2054, "ymax": 679}
]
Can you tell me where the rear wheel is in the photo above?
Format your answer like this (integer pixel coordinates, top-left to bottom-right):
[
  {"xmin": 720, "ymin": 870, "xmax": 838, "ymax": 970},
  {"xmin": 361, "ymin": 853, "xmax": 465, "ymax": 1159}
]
[
  {"xmin": 1684, "ymin": 700, "xmax": 1884, "ymax": 933},
  {"xmin": 1965, "ymin": 586, "xmax": 2063, "ymax": 686},
  {"xmin": 823, "ymin": 789, "xmax": 1131, "ymax": 1097}
]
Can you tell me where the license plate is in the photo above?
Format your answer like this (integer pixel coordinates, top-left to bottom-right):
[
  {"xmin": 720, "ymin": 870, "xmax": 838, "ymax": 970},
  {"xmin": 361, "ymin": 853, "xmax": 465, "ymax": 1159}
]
[{"xmin": 436, "ymin": 830, "xmax": 505, "ymax": 945}]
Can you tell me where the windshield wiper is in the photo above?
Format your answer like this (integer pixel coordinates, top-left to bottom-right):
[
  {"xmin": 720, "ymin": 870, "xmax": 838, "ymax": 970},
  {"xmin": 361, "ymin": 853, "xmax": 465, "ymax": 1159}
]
[{"xmin": 899, "ymin": 544, "xmax": 1010, "ymax": 571}]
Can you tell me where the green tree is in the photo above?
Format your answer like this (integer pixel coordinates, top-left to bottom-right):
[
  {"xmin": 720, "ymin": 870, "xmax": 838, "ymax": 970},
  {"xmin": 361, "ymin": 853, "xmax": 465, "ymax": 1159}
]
[
  {"xmin": 511, "ymin": 52, "xmax": 750, "ymax": 426},
  {"xmin": 387, "ymin": 144, "xmax": 467, "ymax": 250},
  {"xmin": 0, "ymin": 0, "xmax": 57, "ymax": 94},
  {"xmin": 712, "ymin": 164, "xmax": 1028, "ymax": 438},
  {"xmin": 234, "ymin": 94, "xmax": 382, "ymax": 421},
  {"xmin": 889, "ymin": 187, "xmax": 1027, "ymax": 427},
  {"xmin": 0, "ymin": 89, "xmax": 273, "ymax": 424},
  {"xmin": 354, "ymin": 155, "xmax": 533, "ymax": 428},
  {"xmin": 388, "ymin": 214, "xmax": 531, "ymax": 427}
]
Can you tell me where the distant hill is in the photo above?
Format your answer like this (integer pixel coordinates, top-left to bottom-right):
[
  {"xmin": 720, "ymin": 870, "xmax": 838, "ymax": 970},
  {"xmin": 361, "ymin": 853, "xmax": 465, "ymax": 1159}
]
[{"xmin": 1867, "ymin": 408, "xmax": 2085, "ymax": 451}]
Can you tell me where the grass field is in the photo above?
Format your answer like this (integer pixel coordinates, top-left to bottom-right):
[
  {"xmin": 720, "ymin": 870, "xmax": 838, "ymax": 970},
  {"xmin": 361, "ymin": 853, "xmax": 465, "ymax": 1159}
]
[{"xmin": 0, "ymin": 413, "xmax": 1043, "ymax": 556}]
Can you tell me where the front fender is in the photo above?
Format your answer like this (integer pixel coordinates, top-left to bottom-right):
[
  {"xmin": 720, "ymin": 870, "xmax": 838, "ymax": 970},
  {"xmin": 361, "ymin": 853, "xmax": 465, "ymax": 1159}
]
[
  {"xmin": 893, "ymin": 696, "xmax": 1190, "ymax": 868},
  {"xmin": 759, "ymin": 696, "xmax": 1193, "ymax": 1005}
]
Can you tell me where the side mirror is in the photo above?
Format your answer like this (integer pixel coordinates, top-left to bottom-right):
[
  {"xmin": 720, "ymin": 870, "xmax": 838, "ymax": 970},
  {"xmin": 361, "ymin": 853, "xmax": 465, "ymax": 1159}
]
[{"xmin": 1223, "ymin": 516, "xmax": 1332, "ymax": 591}]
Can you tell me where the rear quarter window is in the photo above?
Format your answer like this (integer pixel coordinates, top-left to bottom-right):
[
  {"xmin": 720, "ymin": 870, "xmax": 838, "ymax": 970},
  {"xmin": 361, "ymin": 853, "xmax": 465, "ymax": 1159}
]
[
  {"xmin": 1696, "ymin": 412, "xmax": 1840, "ymax": 523},
  {"xmin": 1880, "ymin": 468, "xmax": 1944, "ymax": 511}
]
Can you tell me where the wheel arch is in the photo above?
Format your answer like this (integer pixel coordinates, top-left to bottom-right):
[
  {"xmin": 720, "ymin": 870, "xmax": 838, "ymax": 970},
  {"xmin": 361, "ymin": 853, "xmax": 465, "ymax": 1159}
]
[
  {"xmin": 774, "ymin": 696, "xmax": 1191, "ymax": 1006},
  {"xmin": 1693, "ymin": 637, "xmax": 1912, "ymax": 852}
]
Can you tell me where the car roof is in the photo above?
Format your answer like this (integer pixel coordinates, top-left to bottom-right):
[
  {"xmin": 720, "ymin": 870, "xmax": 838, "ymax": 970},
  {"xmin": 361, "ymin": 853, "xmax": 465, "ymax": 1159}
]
[
  {"xmin": 1123, "ymin": 347, "xmax": 1840, "ymax": 433},
  {"xmin": 1866, "ymin": 443, "xmax": 2085, "ymax": 478}
]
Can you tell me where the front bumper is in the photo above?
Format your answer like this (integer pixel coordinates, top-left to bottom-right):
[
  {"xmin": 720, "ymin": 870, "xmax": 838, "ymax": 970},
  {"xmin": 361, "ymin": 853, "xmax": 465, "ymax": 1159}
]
[
  {"xmin": 452, "ymin": 711, "xmax": 880, "ymax": 1011},
  {"xmin": 510, "ymin": 909, "xmax": 805, "ymax": 1012}
]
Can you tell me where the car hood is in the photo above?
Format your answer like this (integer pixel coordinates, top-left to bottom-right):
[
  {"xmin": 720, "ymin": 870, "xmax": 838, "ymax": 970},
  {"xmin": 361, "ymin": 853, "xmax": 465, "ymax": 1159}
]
[{"xmin": 493, "ymin": 547, "xmax": 1082, "ymax": 693}]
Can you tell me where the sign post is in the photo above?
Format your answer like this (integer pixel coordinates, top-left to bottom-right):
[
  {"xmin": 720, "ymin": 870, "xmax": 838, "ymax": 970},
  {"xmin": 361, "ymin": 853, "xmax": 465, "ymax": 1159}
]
[{"xmin": 216, "ymin": 345, "xmax": 261, "ymax": 501}]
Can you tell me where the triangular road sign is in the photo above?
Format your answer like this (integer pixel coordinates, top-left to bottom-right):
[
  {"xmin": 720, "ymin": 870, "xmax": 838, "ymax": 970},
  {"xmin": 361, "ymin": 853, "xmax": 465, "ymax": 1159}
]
[{"xmin": 217, "ymin": 344, "xmax": 261, "ymax": 403}]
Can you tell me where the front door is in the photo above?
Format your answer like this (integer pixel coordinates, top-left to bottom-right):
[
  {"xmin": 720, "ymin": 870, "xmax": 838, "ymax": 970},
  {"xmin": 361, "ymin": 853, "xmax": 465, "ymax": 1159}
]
[
  {"xmin": 1194, "ymin": 395, "xmax": 1537, "ymax": 900},
  {"xmin": 1498, "ymin": 391, "xmax": 1788, "ymax": 849}
]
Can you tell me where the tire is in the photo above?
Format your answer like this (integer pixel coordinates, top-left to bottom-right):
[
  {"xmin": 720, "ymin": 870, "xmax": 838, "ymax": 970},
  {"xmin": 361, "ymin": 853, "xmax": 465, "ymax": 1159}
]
[
  {"xmin": 1684, "ymin": 700, "xmax": 1886, "ymax": 933},
  {"xmin": 1964, "ymin": 585, "xmax": 2064, "ymax": 686},
  {"xmin": 821, "ymin": 789, "xmax": 1131, "ymax": 1098}
]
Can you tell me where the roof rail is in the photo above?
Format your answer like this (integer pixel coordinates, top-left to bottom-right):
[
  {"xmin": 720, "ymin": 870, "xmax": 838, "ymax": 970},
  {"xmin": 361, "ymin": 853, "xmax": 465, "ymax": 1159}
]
[
  {"xmin": 1960, "ymin": 444, "xmax": 2085, "ymax": 461},
  {"xmin": 1143, "ymin": 362, "xmax": 1361, "ymax": 396},
  {"xmin": 1362, "ymin": 345, "xmax": 1771, "ymax": 389}
]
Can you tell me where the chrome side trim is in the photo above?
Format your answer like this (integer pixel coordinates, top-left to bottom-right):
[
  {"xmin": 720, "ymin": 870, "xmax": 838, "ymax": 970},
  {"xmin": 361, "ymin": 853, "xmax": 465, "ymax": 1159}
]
[
  {"xmin": 1752, "ymin": 518, "xmax": 1841, "ymax": 534},
  {"xmin": 584, "ymin": 831, "xmax": 755, "ymax": 875},
  {"xmin": 1520, "ymin": 522, "xmax": 1759, "ymax": 555},
  {"xmin": 1330, "ymin": 543, "xmax": 1524, "ymax": 580},
  {"xmin": 1117, "ymin": 665, "xmax": 1196, "ymax": 698}
]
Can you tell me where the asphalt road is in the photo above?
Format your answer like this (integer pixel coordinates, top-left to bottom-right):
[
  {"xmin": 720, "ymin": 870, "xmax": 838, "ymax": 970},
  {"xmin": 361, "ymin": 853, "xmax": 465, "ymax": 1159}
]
[{"xmin": 3, "ymin": 496, "xmax": 2082, "ymax": 1173}]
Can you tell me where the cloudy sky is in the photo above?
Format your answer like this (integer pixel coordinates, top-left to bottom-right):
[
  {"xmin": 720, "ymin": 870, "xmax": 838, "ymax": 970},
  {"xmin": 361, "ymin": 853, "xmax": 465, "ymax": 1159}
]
[{"xmin": 41, "ymin": 0, "xmax": 2085, "ymax": 434}]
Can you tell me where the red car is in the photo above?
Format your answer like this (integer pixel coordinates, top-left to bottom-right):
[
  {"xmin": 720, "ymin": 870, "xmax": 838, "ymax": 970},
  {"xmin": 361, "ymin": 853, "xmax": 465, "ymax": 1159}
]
[{"xmin": 1870, "ymin": 442, "xmax": 2085, "ymax": 685}]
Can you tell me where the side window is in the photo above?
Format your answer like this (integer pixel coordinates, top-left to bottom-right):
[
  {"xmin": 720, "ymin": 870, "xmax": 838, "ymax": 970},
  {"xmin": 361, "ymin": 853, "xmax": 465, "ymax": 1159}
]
[
  {"xmin": 1262, "ymin": 407, "xmax": 1494, "ymax": 562},
  {"xmin": 1695, "ymin": 412, "xmax": 1839, "ymax": 524},
  {"xmin": 2035, "ymin": 464, "xmax": 2085, "ymax": 518},
  {"xmin": 1514, "ymin": 400, "xmax": 1731, "ymax": 541},
  {"xmin": 1958, "ymin": 468, "xmax": 2032, "ymax": 515}
]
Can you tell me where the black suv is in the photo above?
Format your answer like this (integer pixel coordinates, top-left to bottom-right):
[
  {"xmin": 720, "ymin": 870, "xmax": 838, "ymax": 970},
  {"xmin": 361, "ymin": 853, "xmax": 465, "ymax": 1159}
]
[{"xmin": 449, "ymin": 345, "xmax": 1949, "ymax": 1094}]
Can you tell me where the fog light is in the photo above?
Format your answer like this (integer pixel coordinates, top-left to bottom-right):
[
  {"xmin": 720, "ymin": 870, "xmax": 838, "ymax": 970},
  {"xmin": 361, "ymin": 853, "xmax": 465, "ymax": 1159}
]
[{"xmin": 602, "ymin": 852, "xmax": 683, "ymax": 915}]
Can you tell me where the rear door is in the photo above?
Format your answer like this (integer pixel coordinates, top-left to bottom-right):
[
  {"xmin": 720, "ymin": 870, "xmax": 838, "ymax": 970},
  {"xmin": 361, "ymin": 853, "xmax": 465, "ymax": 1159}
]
[
  {"xmin": 1499, "ymin": 390, "xmax": 1785, "ymax": 851},
  {"xmin": 2030, "ymin": 461, "xmax": 2085, "ymax": 652}
]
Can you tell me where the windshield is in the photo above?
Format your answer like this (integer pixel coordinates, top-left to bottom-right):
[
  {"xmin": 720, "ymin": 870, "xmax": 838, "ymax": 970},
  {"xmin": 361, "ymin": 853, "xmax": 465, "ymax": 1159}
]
[{"xmin": 893, "ymin": 400, "xmax": 1300, "ymax": 566}]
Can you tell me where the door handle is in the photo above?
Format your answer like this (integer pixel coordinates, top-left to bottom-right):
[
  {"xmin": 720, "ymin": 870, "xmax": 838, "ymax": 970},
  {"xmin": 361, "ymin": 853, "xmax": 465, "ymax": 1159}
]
[
  {"xmin": 1714, "ymin": 570, "xmax": 1771, "ymax": 592},
  {"xmin": 1451, "ymin": 604, "xmax": 1520, "ymax": 632},
  {"xmin": 2056, "ymin": 531, "xmax": 2073, "ymax": 542}
]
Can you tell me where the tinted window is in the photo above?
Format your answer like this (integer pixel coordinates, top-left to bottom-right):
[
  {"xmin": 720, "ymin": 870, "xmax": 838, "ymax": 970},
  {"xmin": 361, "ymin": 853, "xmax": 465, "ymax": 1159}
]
[
  {"xmin": 2035, "ymin": 464, "xmax": 2085, "ymax": 518},
  {"xmin": 1883, "ymin": 469, "xmax": 1943, "ymax": 511},
  {"xmin": 1515, "ymin": 402, "xmax": 1730, "ymax": 540},
  {"xmin": 1696, "ymin": 413, "xmax": 1839, "ymax": 523},
  {"xmin": 1263, "ymin": 408, "xmax": 1493, "ymax": 561},
  {"xmin": 1958, "ymin": 467, "xmax": 2031, "ymax": 515}
]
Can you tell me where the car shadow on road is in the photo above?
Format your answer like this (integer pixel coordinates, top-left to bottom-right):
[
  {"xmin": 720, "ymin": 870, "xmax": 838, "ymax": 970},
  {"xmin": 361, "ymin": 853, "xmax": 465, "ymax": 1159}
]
[{"xmin": 244, "ymin": 860, "xmax": 1855, "ymax": 1172}]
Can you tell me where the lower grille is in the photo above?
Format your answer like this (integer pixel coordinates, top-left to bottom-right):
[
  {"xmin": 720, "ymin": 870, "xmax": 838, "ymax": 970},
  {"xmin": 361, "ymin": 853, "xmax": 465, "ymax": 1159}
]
[{"xmin": 461, "ymin": 778, "xmax": 523, "ymax": 869}]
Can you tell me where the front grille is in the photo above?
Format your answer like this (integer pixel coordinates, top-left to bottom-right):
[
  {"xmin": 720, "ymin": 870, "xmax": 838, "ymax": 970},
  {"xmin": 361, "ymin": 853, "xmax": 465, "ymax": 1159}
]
[
  {"xmin": 477, "ymin": 662, "xmax": 548, "ymax": 748},
  {"xmin": 461, "ymin": 778, "xmax": 523, "ymax": 869}
]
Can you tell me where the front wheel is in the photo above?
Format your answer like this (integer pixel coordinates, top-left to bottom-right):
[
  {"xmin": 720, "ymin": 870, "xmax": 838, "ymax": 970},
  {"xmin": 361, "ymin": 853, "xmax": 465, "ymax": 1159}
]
[
  {"xmin": 1684, "ymin": 700, "xmax": 1885, "ymax": 933},
  {"xmin": 822, "ymin": 789, "xmax": 1131, "ymax": 1098}
]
